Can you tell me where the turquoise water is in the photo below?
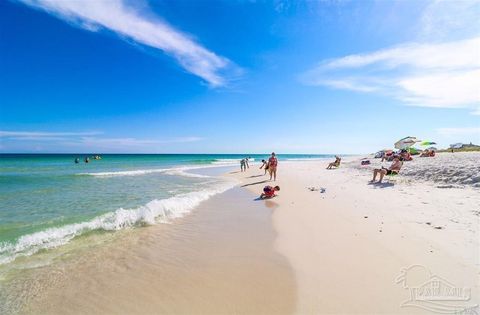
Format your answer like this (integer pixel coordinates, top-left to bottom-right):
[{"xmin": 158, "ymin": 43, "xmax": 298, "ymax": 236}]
[{"xmin": 0, "ymin": 153, "xmax": 331, "ymax": 265}]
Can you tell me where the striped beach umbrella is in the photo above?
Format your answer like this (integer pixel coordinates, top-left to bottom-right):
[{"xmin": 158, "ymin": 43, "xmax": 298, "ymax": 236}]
[{"xmin": 394, "ymin": 137, "xmax": 421, "ymax": 150}]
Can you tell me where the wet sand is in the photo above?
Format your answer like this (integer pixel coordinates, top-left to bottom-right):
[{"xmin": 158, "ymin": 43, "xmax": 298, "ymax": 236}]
[{"xmin": 8, "ymin": 188, "xmax": 295, "ymax": 314}]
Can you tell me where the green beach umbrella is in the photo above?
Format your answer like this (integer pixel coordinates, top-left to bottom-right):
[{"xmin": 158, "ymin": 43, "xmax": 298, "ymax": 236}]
[{"xmin": 421, "ymin": 141, "xmax": 437, "ymax": 146}]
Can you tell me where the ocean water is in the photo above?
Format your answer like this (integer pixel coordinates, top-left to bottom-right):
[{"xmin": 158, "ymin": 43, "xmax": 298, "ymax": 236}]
[{"xmin": 0, "ymin": 153, "xmax": 332, "ymax": 267}]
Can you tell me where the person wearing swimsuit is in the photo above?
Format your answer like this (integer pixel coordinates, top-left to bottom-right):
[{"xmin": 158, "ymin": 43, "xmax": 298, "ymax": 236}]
[
  {"xmin": 267, "ymin": 152, "xmax": 278, "ymax": 181},
  {"xmin": 371, "ymin": 156, "xmax": 403, "ymax": 183},
  {"xmin": 260, "ymin": 159, "xmax": 268, "ymax": 175},
  {"xmin": 260, "ymin": 185, "xmax": 280, "ymax": 199}
]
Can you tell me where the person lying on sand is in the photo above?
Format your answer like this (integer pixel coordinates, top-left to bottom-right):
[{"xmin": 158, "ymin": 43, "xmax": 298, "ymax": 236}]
[
  {"xmin": 420, "ymin": 149, "xmax": 436, "ymax": 157},
  {"xmin": 326, "ymin": 156, "xmax": 341, "ymax": 169},
  {"xmin": 260, "ymin": 185, "xmax": 280, "ymax": 199},
  {"xmin": 371, "ymin": 156, "xmax": 403, "ymax": 183}
]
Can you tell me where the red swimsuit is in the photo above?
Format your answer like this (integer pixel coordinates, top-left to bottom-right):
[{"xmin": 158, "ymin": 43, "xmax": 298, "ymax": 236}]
[
  {"xmin": 268, "ymin": 157, "xmax": 277, "ymax": 168},
  {"xmin": 263, "ymin": 186, "xmax": 275, "ymax": 197}
]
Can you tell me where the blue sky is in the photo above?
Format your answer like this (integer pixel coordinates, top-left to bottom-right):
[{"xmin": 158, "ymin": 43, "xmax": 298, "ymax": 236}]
[{"xmin": 1, "ymin": 0, "xmax": 479, "ymax": 154}]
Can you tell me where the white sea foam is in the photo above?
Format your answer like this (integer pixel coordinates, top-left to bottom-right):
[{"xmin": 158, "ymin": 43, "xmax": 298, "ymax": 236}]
[
  {"xmin": 78, "ymin": 166, "xmax": 215, "ymax": 178},
  {"xmin": 211, "ymin": 158, "xmax": 255, "ymax": 165},
  {"xmin": 78, "ymin": 168, "xmax": 170, "ymax": 177},
  {"xmin": 164, "ymin": 169, "xmax": 211, "ymax": 178},
  {"xmin": 0, "ymin": 179, "xmax": 236, "ymax": 266}
]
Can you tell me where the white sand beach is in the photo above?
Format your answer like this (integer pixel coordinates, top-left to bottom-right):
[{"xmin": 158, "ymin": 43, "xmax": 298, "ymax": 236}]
[
  {"xmin": 230, "ymin": 152, "xmax": 479, "ymax": 314},
  {"xmin": 3, "ymin": 152, "xmax": 478, "ymax": 314}
]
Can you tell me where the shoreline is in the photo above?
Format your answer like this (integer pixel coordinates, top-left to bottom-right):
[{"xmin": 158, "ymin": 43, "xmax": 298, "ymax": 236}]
[
  {"xmin": 229, "ymin": 152, "xmax": 479, "ymax": 314},
  {"xmin": 1, "ymin": 153, "xmax": 478, "ymax": 314},
  {"xmin": 3, "ymin": 187, "xmax": 296, "ymax": 314}
]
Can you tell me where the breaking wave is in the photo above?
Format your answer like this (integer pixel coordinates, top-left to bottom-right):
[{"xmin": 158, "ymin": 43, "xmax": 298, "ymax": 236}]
[
  {"xmin": 0, "ymin": 180, "xmax": 236, "ymax": 266},
  {"xmin": 77, "ymin": 166, "xmax": 213, "ymax": 178}
]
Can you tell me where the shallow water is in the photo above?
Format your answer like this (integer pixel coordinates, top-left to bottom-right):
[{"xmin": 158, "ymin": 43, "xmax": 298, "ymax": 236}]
[
  {"xmin": 1, "ymin": 188, "xmax": 296, "ymax": 315},
  {"xmin": 0, "ymin": 154, "xmax": 330, "ymax": 267}
]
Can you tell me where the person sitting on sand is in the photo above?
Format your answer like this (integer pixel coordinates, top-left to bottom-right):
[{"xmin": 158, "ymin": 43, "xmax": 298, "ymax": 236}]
[
  {"xmin": 267, "ymin": 152, "xmax": 278, "ymax": 181},
  {"xmin": 420, "ymin": 149, "xmax": 435, "ymax": 157},
  {"xmin": 420, "ymin": 149, "xmax": 429, "ymax": 157},
  {"xmin": 326, "ymin": 156, "xmax": 341, "ymax": 169},
  {"xmin": 371, "ymin": 157, "xmax": 403, "ymax": 183},
  {"xmin": 260, "ymin": 159, "xmax": 268, "ymax": 175},
  {"xmin": 260, "ymin": 185, "xmax": 280, "ymax": 199}
]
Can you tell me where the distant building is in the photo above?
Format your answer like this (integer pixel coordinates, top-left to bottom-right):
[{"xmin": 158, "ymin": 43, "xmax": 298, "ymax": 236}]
[{"xmin": 449, "ymin": 142, "xmax": 479, "ymax": 149}]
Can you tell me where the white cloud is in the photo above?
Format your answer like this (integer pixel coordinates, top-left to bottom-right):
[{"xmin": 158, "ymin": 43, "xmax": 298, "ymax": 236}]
[
  {"xmin": 78, "ymin": 136, "xmax": 203, "ymax": 146},
  {"xmin": 301, "ymin": 37, "xmax": 480, "ymax": 114},
  {"xmin": 301, "ymin": 0, "xmax": 480, "ymax": 115},
  {"xmin": 17, "ymin": 0, "xmax": 239, "ymax": 86},
  {"xmin": 420, "ymin": 0, "xmax": 480, "ymax": 40},
  {"xmin": 320, "ymin": 38, "xmax": 480, "ymax": 71},
  {"xmin": 0, "ymin": 130, "xmax": 102, "ymax": 139},
  {"xmin": 0, "ymin": 130, "xmax": 203, "ymax": 147},
  {"xmin": 436, "ymin": 127, "xmax": 480, "ymax": 136}
]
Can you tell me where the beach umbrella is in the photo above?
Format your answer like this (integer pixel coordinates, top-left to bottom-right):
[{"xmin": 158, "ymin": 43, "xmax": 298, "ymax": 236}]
[
  {"xmin": 394, "ymin": 137, "xmax": 421, "ymax": 150},
  {"xmin": 421, "ymin": 141, "xmax": 437, "ymax": 146}
]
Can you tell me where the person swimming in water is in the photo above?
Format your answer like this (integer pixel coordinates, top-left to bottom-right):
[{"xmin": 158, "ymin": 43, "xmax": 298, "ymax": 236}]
[
  {"xmin": 84, "ymin": 157, "xmax": 89, "ymax": 163},
  {"xmin": 75, "ymin": 158, "xmax": 80, "ymax": 164}
]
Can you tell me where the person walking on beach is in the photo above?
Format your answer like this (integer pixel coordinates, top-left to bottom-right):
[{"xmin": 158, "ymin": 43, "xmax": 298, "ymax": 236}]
[
  {"xmin": 240, "ymin": 158, "xmax": 247, "ymax": 172},
  {"xmin": 267, "ymin": 152, "xmax": 278, "ymax": 181},
  {"xmin": 245, "ymin": 157, "xmax": 250, "ymax": 169}
]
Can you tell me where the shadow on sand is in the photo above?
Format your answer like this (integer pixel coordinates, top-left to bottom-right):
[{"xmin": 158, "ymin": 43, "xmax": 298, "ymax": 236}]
[
  {"xmin": 368, "ymin": 181, "xmax": 395, "ymax": 188},
  {"xmin": 248, "ymin": 175, "xmax": 264, "ymax": 178},
  {"xmin": 242, "ymin": 180, "xmax": 269, "ymax": 187}
]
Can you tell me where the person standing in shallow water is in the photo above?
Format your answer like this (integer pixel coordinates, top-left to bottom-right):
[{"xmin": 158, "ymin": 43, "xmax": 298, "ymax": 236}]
[
  {"xmin": 267, "ymin": 152, "xmax": 278, "ymax": 181},
  {"xmin": 240, "ymin": 158, "xmax": 246, "ymax": 172}
]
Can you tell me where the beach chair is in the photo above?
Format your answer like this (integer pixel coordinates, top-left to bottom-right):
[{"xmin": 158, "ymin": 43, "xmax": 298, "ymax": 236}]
[{"xmin": 386, "ymin": 171, "xmax": 399, "ymax": 183}]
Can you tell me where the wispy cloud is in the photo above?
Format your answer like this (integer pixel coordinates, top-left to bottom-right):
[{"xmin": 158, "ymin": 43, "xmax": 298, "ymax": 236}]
[
  {"xmin": 301, "ymin": 37, "xmax": 480, "ymax": 114},
  {"xmin": 78, "ymin": 136, "xmax": 203, "ymax": 147},
  {"xmin": 0, "ymin": 130, "xmax": 203, "ymax": 148},
  {"xmin": 0, "ymin": 130, "xmax": 102, "ymax": 140},
  {"xmin": 301, "ymin": 0, "xmax": 480, "ymax": 115},
  {"xmin": 436, "ymin": 127, "xmax": 480, "ymax": 136},
  {"xmin": 420, "ymin": 0, "xmax": 480, "ymax": 40},
  {"xmin": 17, "ymin": 0, "xmax": 240, "ymax": 86}
]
